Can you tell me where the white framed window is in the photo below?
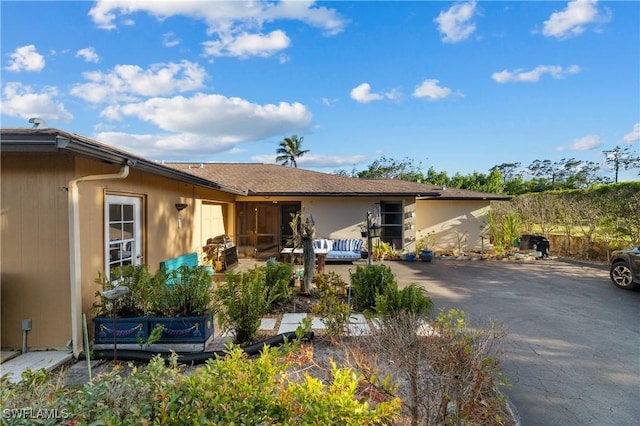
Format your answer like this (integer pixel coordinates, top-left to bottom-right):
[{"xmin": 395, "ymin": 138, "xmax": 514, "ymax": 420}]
[{"xmin": 105, "ymin": 195, "xmax": 142, "ymax": 279}]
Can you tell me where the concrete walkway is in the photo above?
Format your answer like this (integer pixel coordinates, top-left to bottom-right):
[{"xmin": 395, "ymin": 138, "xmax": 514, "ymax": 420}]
[
  {"xmin": 207, "ymin": 312, "xmax": 373, "ymax": 351},
  {"xmin": 0, "ymin": 350, "xmax": 73, "ymax": 383}
]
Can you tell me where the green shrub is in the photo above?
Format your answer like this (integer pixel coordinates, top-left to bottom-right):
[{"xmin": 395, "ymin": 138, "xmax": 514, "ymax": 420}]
[
  {"xmin": 350, "ymin": 264, "xmax": 396, "ymax": 311},
  {"xmin": 1, "ymin": 346, "xmax": 401, "ymax": 425},
  {"xmin": 93, "ymin": 264, "xmax": 156, "ymax": 317},
  {"xmin": 314, "ymin": 271, "xmax": 348, "ymax": 296},
  {"xmin": 375, "ymin": 282, "xmax": 433, "ymax": 318},
  {"xmin": 262, "ymin": 261, "xmax": 294, "ymax": 310},
  {"xmin": 94, "ymin": 264, "xmax": 215, "ymax": 318},
  {"xmin": 151, "ymin": 265, "xmax": 214, "ymax": 317},
  {"xmin": 213, "ymin": 269, "xmax": 274, "ymax": 344}
]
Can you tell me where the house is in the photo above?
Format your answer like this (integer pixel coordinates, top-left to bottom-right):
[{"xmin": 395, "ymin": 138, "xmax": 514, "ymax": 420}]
[
  {"xmin": 165, "ymin": 163, "xmax": 510, "ymax": 259},
  {"xmin": 1, "ymin": 127, "xmax": 509, "ymax": 356}
]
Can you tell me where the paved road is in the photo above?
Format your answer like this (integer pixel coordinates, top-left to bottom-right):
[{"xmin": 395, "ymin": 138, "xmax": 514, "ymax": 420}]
[{"xmin": 375, "ymin": 258, "xmax": 640, "ymax": 426}]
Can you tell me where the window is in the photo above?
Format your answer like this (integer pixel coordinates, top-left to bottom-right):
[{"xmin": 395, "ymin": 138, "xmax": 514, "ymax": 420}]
[
  {"xmin": 380, "ymin": 201, "xmax": 403, "ymax": 250},
  {"xmin": 105, "ymin": 195, "xmax": 141, "ymax": 279}
]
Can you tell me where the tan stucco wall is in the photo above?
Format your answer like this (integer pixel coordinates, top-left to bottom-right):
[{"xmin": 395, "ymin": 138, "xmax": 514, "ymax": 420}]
[
  {"xmin": 1, "ymin": 152, "xmax": 74, "ymax": 349},
  {"xmin": 1, "ymin": 153, "xmax": 235, "ymax": 350},
  {"xmin": 415, "ymin": 199, "xmax": 491, "ymax": 253}
]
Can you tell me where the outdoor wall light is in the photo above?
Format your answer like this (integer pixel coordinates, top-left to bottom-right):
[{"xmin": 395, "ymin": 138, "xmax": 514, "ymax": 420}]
[{"xmin": 175, "ymin": 203, "xmax": 188, "ymax": 211}]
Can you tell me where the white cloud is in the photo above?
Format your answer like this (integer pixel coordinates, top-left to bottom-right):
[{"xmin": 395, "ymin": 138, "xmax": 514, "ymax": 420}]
[
  {"xmin": 622, "ymin": 123, "xmax": 640, "ymax": 144},
  {"xmin": 350, "ymin": 83, "xmax": 383, "ymax": 103},
  {"xmin": 556, "ymin": 135, "xmax": 601, "ymax": 151},
  {"xmin": 413, "ymin": 79, "xmax": 452, "ymax": 100},
  {"xmin": 5, "ymin": 45, "xmax": 45, "ymax": 72},
  {"xmin": 350, "ymin": 83, "xmax": 399, "ymax": 104},
  {"xmin": 542, "ymin": 0, "xmax": 611, "ymax": 40},
  {"xmin": 88, "ymin": 0, "xmax": 346, "ymax": 58},
  {"xmin": 1, "ymin": 82, "xmax": 73, "ymax": 122},
  {"xmin": 70, "ymin": 61, "xmax": 207, "ymax": 103},
  {"xmin": 104, "ymin": 93, "xmax": 312, "ymax": 140},
  {"xmin": 264, "ymin": 1, "xmax": 348, "ymax": 37},
  {"xmin": 434, "ymin": 1, "xmax": 477, "ymax": 43},
  {"xmin": 321, "ymin": 97, "xmax": 338, "ymax": 107},
  {"xmin": 95, "ymin": 131, "xmax": 240, "ymax": 160},
  {"xmin": 162, "ymin": 32, "xmax": 180, "ymax": 48},
  {"xmin": 203, "ymin": 30, "xmax": 290, "ymax": 58},
  {"xmin": 76, "ymin": 47, "xmax": 100, "ymax": 63},
  {"xmin": 93, "ymin": 93, "xmax": 313, "ymax": 160},
  {"xmin": 492, "ymin": 65, "xmax": 581, "ymax": 83}
]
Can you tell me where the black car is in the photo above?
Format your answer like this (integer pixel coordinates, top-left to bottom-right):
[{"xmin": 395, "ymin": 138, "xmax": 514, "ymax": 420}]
[{"xmin": 610, "ymin": 246, "xmax": 640, "ymax": 290}]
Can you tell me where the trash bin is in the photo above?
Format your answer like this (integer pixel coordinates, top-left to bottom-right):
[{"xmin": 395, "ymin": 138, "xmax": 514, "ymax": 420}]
[
  {"xmin": 519, "ymin": 235, "xmax": 550, "ymax": 258},
  {"xmin": 519, "ymin": 235, "xmax": 535, "ymax": 250},
  {"xmin": 536, "ymin": 239, "xmax": 550, "ymax": 258}
]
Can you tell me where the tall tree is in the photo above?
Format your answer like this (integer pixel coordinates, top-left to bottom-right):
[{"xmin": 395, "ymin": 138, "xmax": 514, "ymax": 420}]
[
  {"xmin": 357, "ymin": 156, "xmax": 425, "ymax": 181},
  {"xmin": 603, "ymin": 145, "xmax": 640, "ymax": 183},
  {"xmin": 276, "ymin": 135, "xmax": 309, "ymax": 168},
  {"xmin": 490, "ymin": 162, "xmax": 522, "ymax": 183}
]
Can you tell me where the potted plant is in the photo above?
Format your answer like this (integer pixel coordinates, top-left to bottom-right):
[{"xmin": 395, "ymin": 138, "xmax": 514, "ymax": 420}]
[
  {"xmin": 92, "ymin": 264, "xmax": 215, "ymax": 352},
  {"xmin": 416, "ymin": 232, "xmax": 436, "ymax": 262},
  {"xmin": 419, "ymin": 249, "xmax": 434, "ymax": 262}
]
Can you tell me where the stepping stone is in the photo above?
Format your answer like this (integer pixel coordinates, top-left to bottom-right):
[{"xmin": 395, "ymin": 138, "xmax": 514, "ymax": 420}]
[
  {"xmin": 277, "ymin": 313, "xmax": 308, "ymax": 334},
  {"xmin": 349, "ymin": 313, "xmax": 367, "ymax": 324},
  {"xmin": 347, "ymin": 314, "xmax": 371, "ymax": 336},
  {"xmin": 259, "ymin": 318, "xmax": 277, "ymax": 331},
  {"xmin": 347, "ymin": 322, "xmax": 371, "ymax": 336},
  {"xmin": 310, "ymin": 316, "xmax": 326, "ymax": 329}
]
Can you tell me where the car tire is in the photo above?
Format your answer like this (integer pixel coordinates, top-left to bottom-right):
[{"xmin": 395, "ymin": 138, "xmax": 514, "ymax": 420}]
[{"xmin": 610, "ymin": 261, "xmax": 639, "ymax": 290}]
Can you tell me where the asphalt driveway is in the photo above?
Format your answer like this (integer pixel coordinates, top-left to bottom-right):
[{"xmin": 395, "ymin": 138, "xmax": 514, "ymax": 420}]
[{"xmin": 343, "ymin": 257, "xmax": 640, "ymax": 426}]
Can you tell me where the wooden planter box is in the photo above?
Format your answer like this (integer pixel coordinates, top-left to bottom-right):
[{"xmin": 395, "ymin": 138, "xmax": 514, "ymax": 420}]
[
  {"xmin": 93, "ymin": 317, "xmax": 149, "ymax": 344},
  {"xmin": 93, "ymin": 314, "xmax": 214, "ymax": 353},
  {"xmin": 149, "ymin": 316, "xmax": 214, "ymax": 343}
]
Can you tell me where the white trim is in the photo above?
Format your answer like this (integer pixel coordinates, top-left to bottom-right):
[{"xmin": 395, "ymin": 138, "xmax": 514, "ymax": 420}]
[{"xmin": 105, "ymin": 195, "xmax": 142, "ymax": 280}]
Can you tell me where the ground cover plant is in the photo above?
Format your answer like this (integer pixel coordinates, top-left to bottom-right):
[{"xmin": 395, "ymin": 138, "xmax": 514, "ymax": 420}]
[{"xmin": 1, "ymin": 341, "xmax": 400, "ymax": 425}]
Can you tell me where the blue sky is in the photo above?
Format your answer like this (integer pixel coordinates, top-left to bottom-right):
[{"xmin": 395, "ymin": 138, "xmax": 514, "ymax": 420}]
[{"xmin": 2, "ymin": 1, "xmax": 639, "ymax": 181}]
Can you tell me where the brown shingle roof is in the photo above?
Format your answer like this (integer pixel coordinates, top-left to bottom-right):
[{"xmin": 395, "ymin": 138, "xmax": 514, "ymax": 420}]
[
  {"xmin": 165, "ymin": 163, "xmax": 510, "ymax": 200},
  {"xmin": 1, "ymin": 127, "xmax": 508, "ymax": 200}
]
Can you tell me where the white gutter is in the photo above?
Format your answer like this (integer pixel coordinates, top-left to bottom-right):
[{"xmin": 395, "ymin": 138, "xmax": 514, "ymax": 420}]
[{"xmin": 68, "ymin": 164, "xmax": 130, "ymax": 358}]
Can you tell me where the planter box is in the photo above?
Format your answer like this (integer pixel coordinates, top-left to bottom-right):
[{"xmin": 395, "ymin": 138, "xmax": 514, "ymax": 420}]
[
  {"xmin": 93, "ymin": 317, "xmax": 149, "ymax": 344},
  {"xmin": 149, "ymin": 316, "xmax": 214, "ymax": 343},
  {"xmin": 93, "ymin": 314, "xmax": 214, "ymax": 352}
]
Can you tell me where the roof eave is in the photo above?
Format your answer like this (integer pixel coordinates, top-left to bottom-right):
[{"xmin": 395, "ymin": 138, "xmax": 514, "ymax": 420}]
[
  {"xmin": 2, "ymin": 130, "xmax": 248, "ymax": 196},
  {"xmin": 247, "ymin": 191, "xmax": 442, "ymax": 197},
  {"xmin": 417, "ymin": 196, "xmax": 512, "ymax": 201}
]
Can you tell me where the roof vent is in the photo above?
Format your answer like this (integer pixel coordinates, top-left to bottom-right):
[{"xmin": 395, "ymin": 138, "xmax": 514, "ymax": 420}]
[
  {"xmin": 28, "ymin": 117, "xmax": 47, "ymax": 129},
  {"xmin": 441, "ymin": 185, "xmax": 446, "ymax": 190}
]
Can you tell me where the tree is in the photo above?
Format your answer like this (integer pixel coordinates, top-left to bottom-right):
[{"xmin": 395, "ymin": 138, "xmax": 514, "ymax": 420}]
[
  {"xmin": 490, "ymin": 162, "xmax": 522, "ymax": 183},
  {"xmin": 603, "ymin": 145, "xmax": 640, "ymax": 183},
  {"xmin": 424, "ymin": 166, "xmax": 450, "ymax": 186},
  {"xmin": 357, "ymin": 156, "xmax": 425, "ymax": 181},
  {"xmin": 276, "ymin": 135, "xmax": 309, "ymax": 168},
  {"xmin": 290, "ymin": 210, "xmax": 315, "ymax": 293}
]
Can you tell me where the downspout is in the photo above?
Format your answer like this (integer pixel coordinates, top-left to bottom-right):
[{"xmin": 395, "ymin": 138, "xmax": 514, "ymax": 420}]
[{"xmin": 68, "ymin": 164, "xmax": 130, "ymax": 358}]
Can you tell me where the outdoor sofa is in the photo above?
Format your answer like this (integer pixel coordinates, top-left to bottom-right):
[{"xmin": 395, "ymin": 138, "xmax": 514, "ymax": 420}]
[{"xmin": 313, "ymin": 238, "xmax": 364, "ymax": 261}]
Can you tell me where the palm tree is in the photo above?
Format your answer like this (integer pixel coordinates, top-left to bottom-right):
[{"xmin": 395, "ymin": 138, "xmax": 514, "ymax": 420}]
[{"xmin": 276, "ymin": 135, "xmax": 309, "ymax": 168}]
